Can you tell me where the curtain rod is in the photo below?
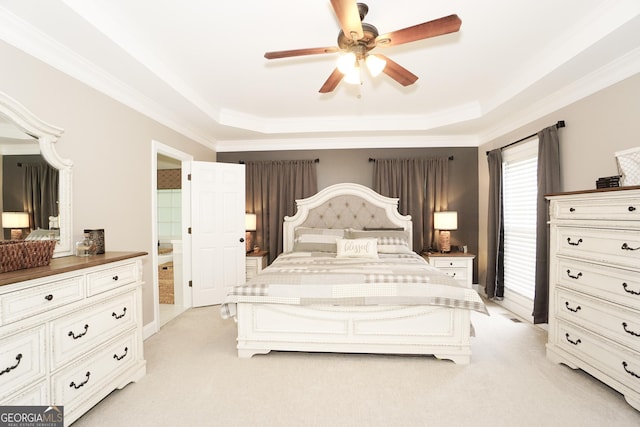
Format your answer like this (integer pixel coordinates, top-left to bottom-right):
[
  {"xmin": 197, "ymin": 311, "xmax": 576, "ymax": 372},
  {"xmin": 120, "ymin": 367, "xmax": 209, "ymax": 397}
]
[
  {"xmin": 239, "ymin": 158, "xmax": 319, "ymax": 164},
  {"xmin": 369, "ymin": 156, "xmax": 454, "ymax": 162},
  {"xmin": 485, "ymin": 120, "xmax": 565, "ymax": 156}
]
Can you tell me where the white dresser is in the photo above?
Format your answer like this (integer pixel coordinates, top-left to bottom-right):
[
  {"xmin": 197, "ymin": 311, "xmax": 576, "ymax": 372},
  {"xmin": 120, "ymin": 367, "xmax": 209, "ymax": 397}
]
[
  {"xmin": 546, "ymin": 187, "xmax": 640, "ymax": 411},
  {"xmin": 0, "ymin": 252, "xmax": 147, "ymax": 426}
]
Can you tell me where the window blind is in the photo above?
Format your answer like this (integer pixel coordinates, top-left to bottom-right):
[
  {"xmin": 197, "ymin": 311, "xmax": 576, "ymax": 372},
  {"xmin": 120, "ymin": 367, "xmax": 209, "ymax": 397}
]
[{"xmin": 502, "ymin": 140, "xmax": 538, "ymax": 300}]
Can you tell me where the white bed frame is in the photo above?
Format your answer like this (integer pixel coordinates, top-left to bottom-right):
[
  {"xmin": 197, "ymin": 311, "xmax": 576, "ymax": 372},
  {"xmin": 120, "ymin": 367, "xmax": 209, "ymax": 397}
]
[{"xmin": 235, "ymin": 183, "xmax": 473, "ymax": 364}]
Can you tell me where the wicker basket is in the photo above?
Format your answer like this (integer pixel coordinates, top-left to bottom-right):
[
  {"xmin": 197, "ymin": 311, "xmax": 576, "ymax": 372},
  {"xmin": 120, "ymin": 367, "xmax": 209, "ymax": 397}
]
[{"xmin": 0, "ymin": 240, "xmax": 57, "ymax": 273}]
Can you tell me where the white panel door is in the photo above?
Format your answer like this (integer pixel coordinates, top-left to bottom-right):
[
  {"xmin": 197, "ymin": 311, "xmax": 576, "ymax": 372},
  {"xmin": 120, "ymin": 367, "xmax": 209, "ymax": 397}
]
[{"xmin": 191, "ymin": 161, "xmax": 245, "ymax": 307}]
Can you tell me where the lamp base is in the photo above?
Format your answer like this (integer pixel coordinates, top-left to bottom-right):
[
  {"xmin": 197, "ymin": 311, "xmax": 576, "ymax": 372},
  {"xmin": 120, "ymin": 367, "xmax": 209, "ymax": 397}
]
[
  {"xmin": 439, "ymin": 230, "xmax": 451, "ymax": 253},
  {"xmin": 245, "ymin": 231, "xmax": 253, "ymax": 253}
]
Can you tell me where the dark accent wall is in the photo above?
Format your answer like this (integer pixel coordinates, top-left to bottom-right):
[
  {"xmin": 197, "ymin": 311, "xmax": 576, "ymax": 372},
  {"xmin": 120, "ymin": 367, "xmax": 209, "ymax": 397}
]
[{"xmin": 218, "ymin": 146, "xmax": 479, "ymax": 282}]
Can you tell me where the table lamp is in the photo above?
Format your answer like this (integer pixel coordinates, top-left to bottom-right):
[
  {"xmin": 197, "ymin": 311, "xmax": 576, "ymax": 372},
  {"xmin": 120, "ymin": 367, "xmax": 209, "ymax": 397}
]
[
  {"xmin": 434, "ymin": 211, "xmax": 457, "ymax": 253},
  {"xmin": 245, "ymin": 213, "xmax": 257, "ymax": 253},
  {"xmin": 2, "ymin": 212, "xmax": 30, "ymax": 240}
]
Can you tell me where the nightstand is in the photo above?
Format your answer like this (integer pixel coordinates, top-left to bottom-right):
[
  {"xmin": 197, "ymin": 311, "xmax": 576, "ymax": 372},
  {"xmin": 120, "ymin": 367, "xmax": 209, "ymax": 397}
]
[
  {"xmin": 423, "ymin": 252, "xmax": 475, "ymax": 288},
  {"xmin": 246, "ymin": 250, "xmax": 268, "ymax": 281}
]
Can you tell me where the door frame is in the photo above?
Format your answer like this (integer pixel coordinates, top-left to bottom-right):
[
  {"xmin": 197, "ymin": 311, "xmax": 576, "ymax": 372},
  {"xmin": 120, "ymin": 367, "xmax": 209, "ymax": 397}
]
[{"xmin": 148, "ymin": 140, "xmax": 193, "ymax": 338}]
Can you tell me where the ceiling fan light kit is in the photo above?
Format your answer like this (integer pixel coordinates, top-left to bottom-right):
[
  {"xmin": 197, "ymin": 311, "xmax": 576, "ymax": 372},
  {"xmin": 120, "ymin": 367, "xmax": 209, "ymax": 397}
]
[{"xmin": 264, "ymin": 1, "xmax": 462, "ymax": 93}]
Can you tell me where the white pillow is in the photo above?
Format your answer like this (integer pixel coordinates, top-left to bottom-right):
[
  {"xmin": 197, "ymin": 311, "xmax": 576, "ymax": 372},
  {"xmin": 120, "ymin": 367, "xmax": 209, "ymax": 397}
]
[{"xmin": 336, "ymin": 238, "xmax": 379, "ymax": 259}]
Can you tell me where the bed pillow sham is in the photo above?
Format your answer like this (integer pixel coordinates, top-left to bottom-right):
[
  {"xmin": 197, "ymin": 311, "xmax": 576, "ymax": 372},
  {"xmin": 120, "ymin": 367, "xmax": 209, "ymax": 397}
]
[
  {"xmin": 336, "ymin": 238, "xmax": 379, "ymax": 259},
  {"xmin": 348, "ymin": 229, "xmax": 413, "ymax": 254},
  {"xmin": 293, "ymin": 227, "xmax": 345, "ymax": 252}
]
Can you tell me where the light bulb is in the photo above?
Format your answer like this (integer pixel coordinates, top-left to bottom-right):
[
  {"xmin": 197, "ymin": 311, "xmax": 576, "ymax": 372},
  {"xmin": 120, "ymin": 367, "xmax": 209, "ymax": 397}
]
[
  {"xmin": 343, "ymin": 66, "xmax": 361, "ymax": 85},
  {"xmin": 365, "ymin": 54, "xmax": 386, "ymax": 77},
  {"xmin": 337, "ymin": 52, "xmax": 356, "ymax": 74}
]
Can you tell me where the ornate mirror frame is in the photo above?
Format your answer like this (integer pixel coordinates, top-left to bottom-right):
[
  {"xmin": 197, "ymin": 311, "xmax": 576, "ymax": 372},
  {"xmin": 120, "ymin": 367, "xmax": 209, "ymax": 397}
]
[{"xmin": 0, "ymin": 91, "xmax": 73, "ymax": 257}]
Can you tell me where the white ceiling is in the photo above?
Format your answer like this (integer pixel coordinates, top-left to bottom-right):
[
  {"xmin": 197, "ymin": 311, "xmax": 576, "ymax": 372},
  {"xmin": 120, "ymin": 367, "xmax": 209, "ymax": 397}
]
[{"xmin": 1, "ymin": 0, "xmax": 639, "ymax": 152}]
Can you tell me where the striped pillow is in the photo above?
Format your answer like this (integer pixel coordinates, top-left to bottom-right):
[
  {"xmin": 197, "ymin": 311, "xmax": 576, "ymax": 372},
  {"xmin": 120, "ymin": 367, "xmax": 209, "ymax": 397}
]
[
  {"xmin": 293, "ymin": 227, "xmax": 345, "ymax": 253},
  {"xmin": 348, "ymin": 229, "xmax": 413, "ymax": 254}
]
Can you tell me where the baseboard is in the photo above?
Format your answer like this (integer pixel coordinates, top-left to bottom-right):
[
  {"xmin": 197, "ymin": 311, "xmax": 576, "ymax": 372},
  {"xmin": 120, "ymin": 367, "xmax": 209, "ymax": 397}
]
[{"xmin": 143, "ymin": 320, "xmax": 158, "ymax": 340}]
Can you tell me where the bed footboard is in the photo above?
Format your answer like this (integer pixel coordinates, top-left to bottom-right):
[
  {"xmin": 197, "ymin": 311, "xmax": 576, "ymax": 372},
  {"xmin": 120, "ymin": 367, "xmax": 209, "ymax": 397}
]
[{"xmin": 236, "ymin": 303, "xmax": 472, "ymax": 364}]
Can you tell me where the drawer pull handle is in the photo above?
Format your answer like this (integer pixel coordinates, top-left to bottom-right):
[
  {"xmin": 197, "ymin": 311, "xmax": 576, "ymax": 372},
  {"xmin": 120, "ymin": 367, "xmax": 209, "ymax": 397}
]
[
  {"xmin": 565, "ymin": 333, "xmax": 581, "ymax": 346},
  {"xmin": 44, "ymin": 294, "xmax": 53, "ymax": 301},
  {"xmin": 566, "ymin": 270, "xmax": 582, "ymax": 280},
  {"xmin": 564, "ymin": 302, "xmax": 581, "ymax": 313},
  {"xmin": 621, "ymin": 243, "xmax": 640, "ymax": 251},
  {"xmin": 68, "ymin": 324, "xmax": 89, "ymax": 339},
  {"xmin": 112, "ymin": 307, "xmax": 127, "ymax": 320},
  {"xmin": 113, "ymin": 347, "xmax": 129, "ymax": 361},
  {"xmin": 0, "ymin": 353, "xmax": 22, "ymax": 376},
  {"xmin": 630, "ymin": 206, "xmax": 637, "ymax": 212},
  {"xmin": 622, "ymin": 282, "xmax": 640, "ymax": 295},
  {"xmin": 623, "ymin": 362, "xmax": 640, "ymax": 379},
  {"xmin": 569, "ymin": 207, "xmax": 576, "ymax": 212},
  {"xmin": 70, "ymin": 371, "xmax": 91, "ymax": 389},
  {"xmin": 622, "ymin": 322, "xmax": 640, "ymax": 337},
  {"xmin": 112, "ymin": 275, "xmax": 119, "ymax": 281},
  {"xmin": 567, "ymin": 238, "xmax": 582, "ymax": 246}
]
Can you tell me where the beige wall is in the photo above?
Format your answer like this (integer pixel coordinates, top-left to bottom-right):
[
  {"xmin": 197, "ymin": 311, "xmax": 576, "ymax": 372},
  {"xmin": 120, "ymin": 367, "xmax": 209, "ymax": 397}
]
[
  {"xmin": 477, "ymin": 73, "xmax": 640, "ymax": 291},
  {"xmin": 0, "ymin": 41, "xmax": 216, "ymax": 327}
]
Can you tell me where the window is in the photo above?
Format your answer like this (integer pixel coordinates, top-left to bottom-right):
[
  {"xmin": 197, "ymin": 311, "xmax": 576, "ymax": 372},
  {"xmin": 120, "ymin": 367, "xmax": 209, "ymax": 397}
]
[{"xmin": 501, "ymin": 138, "xmax": 538, "ymax": 320}]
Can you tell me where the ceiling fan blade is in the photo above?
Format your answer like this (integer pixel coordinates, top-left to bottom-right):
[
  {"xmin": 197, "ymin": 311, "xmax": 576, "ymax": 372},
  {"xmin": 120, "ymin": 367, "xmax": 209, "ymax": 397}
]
[
  {"xmin": 330, "ymin": 0, "xmax": 364, "ymax": 40},
  {"xmin": 265, "ymin": 47, "xmax": 339, "ymax": 60},
  {"xmin": 376, "ymin": 14, "xmax": 461, "ymax": 47},
  {"xmin": 377, "ymin": 55, "xmax": 418, "ymax": 87},
  {"xmin": 319, "ymin": 68, "xmax": 344, "ymax": 93}
]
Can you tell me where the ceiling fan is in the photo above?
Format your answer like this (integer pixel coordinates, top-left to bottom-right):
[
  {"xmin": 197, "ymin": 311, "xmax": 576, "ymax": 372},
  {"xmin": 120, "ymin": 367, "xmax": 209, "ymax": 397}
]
[{"xmin": 264, "ymin": 0, "xmax": 462, "ymax": 93}]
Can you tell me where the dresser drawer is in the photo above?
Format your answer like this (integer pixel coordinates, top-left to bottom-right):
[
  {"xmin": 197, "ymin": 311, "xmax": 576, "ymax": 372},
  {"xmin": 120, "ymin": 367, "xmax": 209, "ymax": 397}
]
[
  {"xmin": 555, "ymin": 321, "xmax": 640, "ymax": 393},
  {"xmin": 440, "ymin": 267, "xmax": 468, "ymax": 283},
  {"xmin": 50, "ymin": 291, "xmax": 137, "ymax": 370},
  {"xmin": 51, "ymin": 332, "xmax": 138, "ymax": 412},
  {"xmin": 0, "ymin": 326, "xmax": 46, "ymax": 400},
  {"xmin": 555, "ymin": 226, "xmax": 640, "ymax": 269},
  {"xmin": 1, "ymin": 380, "xmax": 48, "ymax": 405},
  {"xmin": 552, "ymin": 197, "xmax": 640, "ymax": 221},
  {"xmin": 86, "ymin": 262, "xmax": 138, "ymax": 297},
  {"xmin": 556, "ymin": 288, "xmax": 640, "ymax": 352},
  {"xmin": 431, "ymin": 258, "xmax": 469, "ymax": 269},
  {"xmin": 0, "ymin": 276, "xmax": 84, "ymax": 325},
  {"xmin": 555, "ymin": 257, "xmax": 640, "ymax": 310}
]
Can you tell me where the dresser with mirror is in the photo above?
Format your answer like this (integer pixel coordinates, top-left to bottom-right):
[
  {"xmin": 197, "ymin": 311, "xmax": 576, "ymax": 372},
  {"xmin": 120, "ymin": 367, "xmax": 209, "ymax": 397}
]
[{"xmin": 0, "ymin": 91, "xmax": 146, "ymax": 426}]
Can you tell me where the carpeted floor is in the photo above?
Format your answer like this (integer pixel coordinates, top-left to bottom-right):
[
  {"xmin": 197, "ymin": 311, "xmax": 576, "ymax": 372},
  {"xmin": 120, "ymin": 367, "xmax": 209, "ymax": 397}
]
[{"xmin": 72, "ymin": 300, "xmax": 640, "ymax": 426}]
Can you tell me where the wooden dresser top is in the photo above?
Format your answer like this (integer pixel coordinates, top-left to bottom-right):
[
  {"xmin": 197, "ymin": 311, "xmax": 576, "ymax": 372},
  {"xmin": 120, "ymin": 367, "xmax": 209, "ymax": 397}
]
[{"xmin": 0, "ymin": 251, "xmax": 147, "ymax": 287}]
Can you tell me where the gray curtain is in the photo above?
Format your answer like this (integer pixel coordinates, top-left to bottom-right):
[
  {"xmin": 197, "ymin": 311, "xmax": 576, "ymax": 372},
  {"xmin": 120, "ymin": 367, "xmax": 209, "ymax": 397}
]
[
  {"xmin": 533, "ymin": 126, "xmax": 561, "ymax": 324},
  {"xmin": 486, "ymin": 149, "xmax": 504, "ymax": 299},
  {"xmin": 245, "ymin": 160, "xmax": 318, "ymax": 263},
  {"xmin": 373, "ymin": 158, "xmax": 449, "ymax": 252},
  {"xmin": 23, "ymin": 163, "xmax": 59, "ymax": 230}
]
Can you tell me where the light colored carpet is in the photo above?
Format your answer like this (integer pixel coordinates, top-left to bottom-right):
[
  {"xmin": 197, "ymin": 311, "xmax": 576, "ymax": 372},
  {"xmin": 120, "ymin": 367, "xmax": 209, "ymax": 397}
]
[{"xmin": 73, "ymin": 301, "xmax": 640, "ymax": 427}]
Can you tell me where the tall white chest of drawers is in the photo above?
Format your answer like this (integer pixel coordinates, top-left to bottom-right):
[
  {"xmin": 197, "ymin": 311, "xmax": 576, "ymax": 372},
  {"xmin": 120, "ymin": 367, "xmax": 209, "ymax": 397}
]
[
  {"xmin": 0, "ymin": 252, "xmax": 147, "ymax": 426},
  {"xmin": 546, "ymin": 187, "xmax": 640, "ymax": 411}
]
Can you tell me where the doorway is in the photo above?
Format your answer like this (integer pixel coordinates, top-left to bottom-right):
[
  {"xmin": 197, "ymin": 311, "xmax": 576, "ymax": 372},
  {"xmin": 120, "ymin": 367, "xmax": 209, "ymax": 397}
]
[{"xmin": 151, "ymin": 141, "xmax": 193, "ymax": 332}]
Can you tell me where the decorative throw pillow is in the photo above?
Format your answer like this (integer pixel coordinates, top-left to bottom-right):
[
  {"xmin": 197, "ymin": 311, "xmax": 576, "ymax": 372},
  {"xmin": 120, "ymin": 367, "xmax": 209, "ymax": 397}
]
[
  {"xmin": 293, "ymin": 227, "xmax": 345, "ymax": 252},
  {"xmin": 336, "ymin": 238, "xmax": 379, "ymax": 258},
  {"xmin": 348, "ymin": 229, "xmax": 413, "ymax": 254}
]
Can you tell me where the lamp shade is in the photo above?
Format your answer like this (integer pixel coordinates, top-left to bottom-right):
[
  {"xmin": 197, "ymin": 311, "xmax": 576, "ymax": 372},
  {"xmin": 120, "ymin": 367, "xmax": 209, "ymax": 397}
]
[
  {"xmin": 245, "ymin": 213, "xmax": 257, "ymax": 231},
  {"xmin": 434, "ymin": 211, "xmax": 458, "ymax": 230},
  {"xmin": 2, "ymin": 212, "xmax": 29, "ymax": 228}
]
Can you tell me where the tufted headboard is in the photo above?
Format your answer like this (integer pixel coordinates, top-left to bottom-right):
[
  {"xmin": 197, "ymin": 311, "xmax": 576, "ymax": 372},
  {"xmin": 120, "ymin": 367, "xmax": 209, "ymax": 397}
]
[{"xmin": 283, "ymin": 183, "xmax": 413, "ymax": 252}]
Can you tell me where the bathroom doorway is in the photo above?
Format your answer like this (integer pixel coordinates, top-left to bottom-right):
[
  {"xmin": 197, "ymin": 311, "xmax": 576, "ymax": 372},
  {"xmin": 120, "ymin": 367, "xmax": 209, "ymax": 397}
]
[{"xmin": 151, "ymin": 141, "xmax": 193, "ymax": 332}]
